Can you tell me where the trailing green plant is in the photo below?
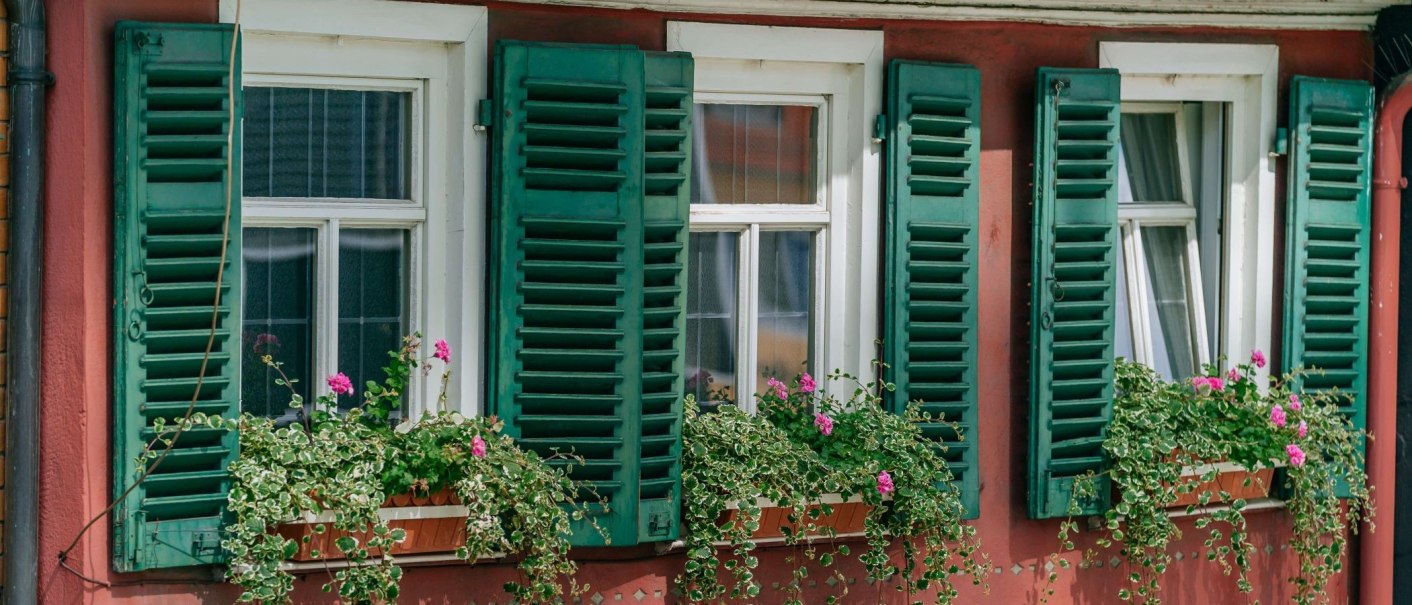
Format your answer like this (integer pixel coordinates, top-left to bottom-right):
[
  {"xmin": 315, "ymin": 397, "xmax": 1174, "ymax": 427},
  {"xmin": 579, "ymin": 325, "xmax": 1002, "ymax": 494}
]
[
  {"xmin": 681, "ymin": 368, "xmax": 990, "ymax": 604},
  {"xmin": 204, "ymin": 335, "xmax": 590, "ymax": 604},
  {"xmin": 1049, "ymin": 351, "xmax": 1371, "ymax": 604}
]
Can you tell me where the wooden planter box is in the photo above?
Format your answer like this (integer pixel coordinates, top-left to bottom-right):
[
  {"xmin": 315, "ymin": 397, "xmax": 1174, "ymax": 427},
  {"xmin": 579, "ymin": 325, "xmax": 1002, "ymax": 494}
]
[
  {"xmin": 719, "ymin": 494, "xmax": 874, "ymax": 541},
  {"xmin": 275, "ymin": 489, "xmax": 471, "ymax": 562},
  {"xmin": 1169, "ymin": 461, "xmax": 1275, "ymax": 509}
]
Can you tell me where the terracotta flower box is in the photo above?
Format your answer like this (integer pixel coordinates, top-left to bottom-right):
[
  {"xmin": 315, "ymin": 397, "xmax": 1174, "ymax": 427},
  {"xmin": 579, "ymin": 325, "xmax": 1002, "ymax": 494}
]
[
  {"xmin": 275, "ymin": 488, "xmax": 471, "ymax": 562},
  {"xmin": 719, "ymin": 494, "xmax": 874, "ymax": 541},
  {"xmin": 1169, "ymin": 461, "xmax": 1275, "ymax": 509}
]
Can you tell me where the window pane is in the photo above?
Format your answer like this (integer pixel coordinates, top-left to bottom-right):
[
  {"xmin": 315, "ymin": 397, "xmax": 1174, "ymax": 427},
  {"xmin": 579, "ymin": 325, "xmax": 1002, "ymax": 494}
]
[
  {"xmin": 241, "ymin": 228, "xmax": 316, "ymax": 421},
  {"xmin": 686, "ymin": 232, "xmax": 739, "ymax": 405},
  {"xmin": 1118, "ymin": 113, "xmax": 1183, "ymax": 203},
  {"xmin": 1141, "ymin": 226, "xmax": 1199, "ymax": 380},
  {"xmin": 757, "ymin": 231, "xmax": 813, "ymax": 392},
  {"xmin": 244, "ymin": 87, "xmax": 410, "ymax": 200},
  {"xmin": 338, "ymin": 228, "xmax": 408, "ymax": 413},
  {"xmin": 691, "ymin": 104, "xmax": 817, "ymax": 205}
]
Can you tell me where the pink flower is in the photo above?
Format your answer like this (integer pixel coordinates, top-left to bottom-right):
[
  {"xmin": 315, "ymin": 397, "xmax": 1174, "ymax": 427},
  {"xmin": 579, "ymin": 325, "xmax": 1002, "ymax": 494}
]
[
  {"xmin": 1289, "ymin": 393, "xmax": 1302, "ymax": 412},
  {"xmin": 1191, "ymin": 376, "xmax": 1210, "ymax": 391},
  {"xmin": 1270, "ymin": 405, "xmax": 1287, "ymax": 428},
  {"xmin": 433, "ymin": 339, "xmax": 452, "ymax": 364},
  {"xmin": 1286, "ymin": 443, "xmax": 1307, "ymax": 467},
  {"xmin": 1227, "ymin": 368, "xmax": 1242, "ymax": 383},
  {"xmin": 1207, "ymin": 377, "xmax": 1225, "ymax": 392},
  {"xmin": 1298, "ymin": 421, "xmax": 1308, "ymax": 439},
  {"xmin": 1251, "ymin": 349, "xmax": 1267, "ymax": 369},
  {"xmin": 471, "ymin": 435, "xmax": 487, "ymax": 458},
  {"xmin": 877, "ymin": 470, "xmax": 895, "ymax": 495},
  {"xmin": 327, "ymin": 372, "xmax": 354, "ymax": 396},
  {"xmin": 800, "ymin": 373, "xmax": 816, "ymax": 393},
  {"xmin": 766, "ymin": 377, "xmax": 787, "ymax": 400},
  {"xmin": 814, "ymin": 412, "xmax": 834, "ymax": 436}
]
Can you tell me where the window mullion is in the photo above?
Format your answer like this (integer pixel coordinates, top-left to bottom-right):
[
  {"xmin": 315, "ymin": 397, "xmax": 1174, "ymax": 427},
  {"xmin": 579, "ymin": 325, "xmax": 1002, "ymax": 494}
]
[
  {"xmin": 319, "ymin": 219, "xmax": 341, "ymax": 390},
  {"xmin": 741, "ymin": 224, "xmax": 760, "ymax": 411}
]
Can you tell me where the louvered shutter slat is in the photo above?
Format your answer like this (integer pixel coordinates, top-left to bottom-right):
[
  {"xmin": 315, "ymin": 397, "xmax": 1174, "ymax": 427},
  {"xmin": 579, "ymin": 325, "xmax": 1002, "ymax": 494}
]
[
  {"xmin": 882, "ymin": 60, "xmax": 982, "ymax": 519},
  {"xmin": 112, "ymin": 22, "xmax": 241, "ymax": 571},
  {"xmin": 1283, "ymin": 77, "xmax": 1374, "ymax": 468},
  {"xmin": 1027, "ymin": 68, "xmax": 1120, "ymax": 520},
  {"xmin": 491, "ymin": 41, "xmax": 688, "ymax": 547}
]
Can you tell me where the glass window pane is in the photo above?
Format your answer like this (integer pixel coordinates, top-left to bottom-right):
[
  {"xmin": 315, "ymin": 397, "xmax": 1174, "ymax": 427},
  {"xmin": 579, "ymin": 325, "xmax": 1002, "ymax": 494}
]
[
  {"xmin": 756, "ymin": 231, "xmax": 813, "ymax": 392},
  {"xmin": 1141, "ymin": 226, "xmax": 1199, "ymax": 380},
  {"xmin": 243, "ymin": 87, "xmax": 410, "ymax": 200},
  {"xmin": 686, "ymin": 232, "xmax": 739, "ymax": 406},
  {"xmin": 691, "ymin": 104, "xmax": 817, "ymax": 205},
  {"xmin": 1118, "ymin": 113, "xmax": 1183, "ymax": 203},
  {"xmin": 241, "ymin": 228, "xmax": 316, "ymax": 421},
  {"xmin": 338, "ymin": 228, "xmax": 408, "ymax": 413}
]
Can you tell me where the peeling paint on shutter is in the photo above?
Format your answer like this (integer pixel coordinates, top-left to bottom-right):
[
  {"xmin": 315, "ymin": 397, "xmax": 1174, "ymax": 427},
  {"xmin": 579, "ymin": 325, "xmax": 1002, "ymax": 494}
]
[
  {"xmin": 1027, "ymin": 68, "xmax": 1120, "ymax": 520},
  {"xmin": 881, "ymin": 60, "xmax": 982, "ymax": 519},
  {"xmin": 112, "ymin": 21, "xmax": 241, "ymax": 571}
]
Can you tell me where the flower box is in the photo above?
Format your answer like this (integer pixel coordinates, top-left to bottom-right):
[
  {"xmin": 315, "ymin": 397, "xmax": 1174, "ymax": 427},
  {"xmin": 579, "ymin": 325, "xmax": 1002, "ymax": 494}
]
[
  {"xmin": 275, "ymin": 488, "xmax": 469, "ymax": 562},
  {"xmin": 1168, "ymin": 461, "xmax": 1275, "ymax": 509},
  {"xmin": 719, "ymin": 493, "xmax": 873, "ymax": 541}
]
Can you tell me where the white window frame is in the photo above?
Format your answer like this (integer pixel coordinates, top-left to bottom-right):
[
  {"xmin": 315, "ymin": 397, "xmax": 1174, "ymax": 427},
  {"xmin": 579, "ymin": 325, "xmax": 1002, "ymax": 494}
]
[
  {"xmin": 222, "ymin": 0, "xmax": 488, "ymax": 415},
  {"xmin": 669, "ymin": 22, "xmax": 882, "ymax": 408},
  {"xmin": 1100, "ymin": 41, "xmax": 1278, "ymax": 379}
]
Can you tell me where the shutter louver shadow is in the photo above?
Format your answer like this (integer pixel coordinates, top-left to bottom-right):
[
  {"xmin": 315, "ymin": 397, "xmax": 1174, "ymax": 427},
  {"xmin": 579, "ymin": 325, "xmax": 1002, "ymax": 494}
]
[
  {"xmin": 112, "ymin": 22, "xmax": 241, "ymax": 571},
  {"xmin": 1283, "ymin": 77, "xmax": 1374, "ymax": 478},
  {"xmin": 1028, "ymin": 68, "xmax": 1121, "ymax": 520},
  {"xmin": 882, "ymin": 60, "xmax": 983, "ymax": 519}
]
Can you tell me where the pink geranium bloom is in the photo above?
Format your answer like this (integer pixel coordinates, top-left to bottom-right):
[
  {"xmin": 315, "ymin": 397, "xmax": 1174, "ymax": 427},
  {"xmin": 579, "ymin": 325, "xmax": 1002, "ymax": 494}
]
[
  {"xmin": 814, "ymin": 412, "xmax": 834, "ymax": 436},
  {"xmin": 1289, "ymin": 393, "xmax": 1302, "ymax": 411},
  {"xmin": 1286, "ymin": 443, "xmax": 1307, "ymax": 467},
  {"xmin": 1227, "ymin": 368, "xmax": 1242, "ymax": 383},
  {"xmin": 1270, "ymin": 405, "xmax": 1288, "ymax": 428},
  {"xmin": 1298, "ymin": 421, "xmax": 1308, "ymax": 439},
  {"xmin": 327, "ymin": 372, "xmax": 354, "ymax": 396},
  {"xmin": 766, "ymin": 377, "xmax": 787, "ymax": 400},
  {"xmin": 800, "ymin": 372, "xmax": 816, "ymax": 393},
  {"xmin": 1251, "ymin": 349, "xmax": 1267, "ymax": 369},
  {"xmin": 471, "ymin": 435, "xmax": 487, "ymax": 458},
  {"xmin": 876, "ymin": 470, "xmax": 895, "ymax": 495},
  {"xmin": 433, "ymin": 339, "xmax": 452, "ymax": 364},
  {"xmin": 1190, "ymin": 376, "xmax": 1210, "ymax": 391},
  {"xmin": 1207, "ymin": 377, "xmax": 1225, "ymax": 392}
]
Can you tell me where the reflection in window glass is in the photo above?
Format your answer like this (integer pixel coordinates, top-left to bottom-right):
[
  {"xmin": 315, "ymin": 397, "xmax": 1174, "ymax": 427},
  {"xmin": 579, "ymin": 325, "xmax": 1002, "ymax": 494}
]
[
  {"xmin": 337, "ymin": 229, "xmax": 408, "ymax": 412},
  {"xmin": 242, "ymin": 228, "xmax": 316, "ymax": 420},
  {"xmin": 691, "ymin": 104, "xmax": 817, "ymax": 205},
  {"xmin": 244, "ymin": 87, "xmax": 410, "ymax": 200},
  {"xmin": 686, "ymin": 232, "xmax": 739, "ymax": 405},
  {"xmin": 757, "ymin": 231, "xmax": 813, "ymax": 392}
]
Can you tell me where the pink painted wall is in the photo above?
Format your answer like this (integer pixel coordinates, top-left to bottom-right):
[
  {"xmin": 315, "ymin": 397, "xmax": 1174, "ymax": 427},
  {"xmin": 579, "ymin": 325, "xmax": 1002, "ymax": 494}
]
[{"xmin": 36, "ymin": 0, "xmax": 1371, "ymax": 602}]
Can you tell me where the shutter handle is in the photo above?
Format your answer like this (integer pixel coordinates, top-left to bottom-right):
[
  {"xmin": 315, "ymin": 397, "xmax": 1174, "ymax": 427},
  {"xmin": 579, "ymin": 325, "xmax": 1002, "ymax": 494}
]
[{"xmin": 127, "ymin": 309, "xmax": 144, "ymax": 340}]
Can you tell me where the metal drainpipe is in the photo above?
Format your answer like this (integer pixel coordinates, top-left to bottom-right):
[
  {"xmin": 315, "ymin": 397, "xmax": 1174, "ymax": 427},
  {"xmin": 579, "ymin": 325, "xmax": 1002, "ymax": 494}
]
[
  {"xmin": 2, "ymin": 0, "xmax": 45, "ymax": 603},
  {"xmin": 1365, "ymin": 73, "xmax": 1412, "ymax": 605}
]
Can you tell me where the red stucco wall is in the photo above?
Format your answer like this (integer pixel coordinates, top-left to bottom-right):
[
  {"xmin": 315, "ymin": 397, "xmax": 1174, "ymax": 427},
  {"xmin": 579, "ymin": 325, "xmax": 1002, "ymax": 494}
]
[{"xmin": 37, "ymin": 1, "xmax": 1371, "ymax": 603}]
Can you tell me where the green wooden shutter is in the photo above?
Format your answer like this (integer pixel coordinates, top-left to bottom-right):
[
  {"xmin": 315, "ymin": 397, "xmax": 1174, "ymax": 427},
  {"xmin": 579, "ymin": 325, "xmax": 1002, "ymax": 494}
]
[
  {"xmin": 490, "ymin": 41, "xmax": 688, "ymax": 546},
  {"xmin": 1027, "ymin": 68, "xmax": 1121, "ymax": 519},
  {"xmin": 112, "ymin": 22, "xmax": 241, "ymax": 571},
  {"xmin": 637, "ymin": 51, "xmax": 693, "ymax": 542},
  {"xmin": 1282, "ymin": 76, "xmax": 1373, "ymax": 460},
  {"xmin": 881, "ymin": 60, "xmax": 982, "ymax": 519}
]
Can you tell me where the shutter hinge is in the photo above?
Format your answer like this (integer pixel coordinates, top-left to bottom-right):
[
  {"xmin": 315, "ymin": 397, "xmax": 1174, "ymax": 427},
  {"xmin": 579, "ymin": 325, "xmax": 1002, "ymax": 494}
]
[
  {"xmin": 473, "ymin": 99, "xmax": 493, "ymax": 133},
  {"xmin": 132, "ymin": 31, "xmax": 165, "ymax": 55},
  {"xmin": 1270, "ymin": 127, "xmax": 1289, "ymax": 158},
  {"xmin": 871, "ymin": 114, "xmax": 887, "ymax": 144}
]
